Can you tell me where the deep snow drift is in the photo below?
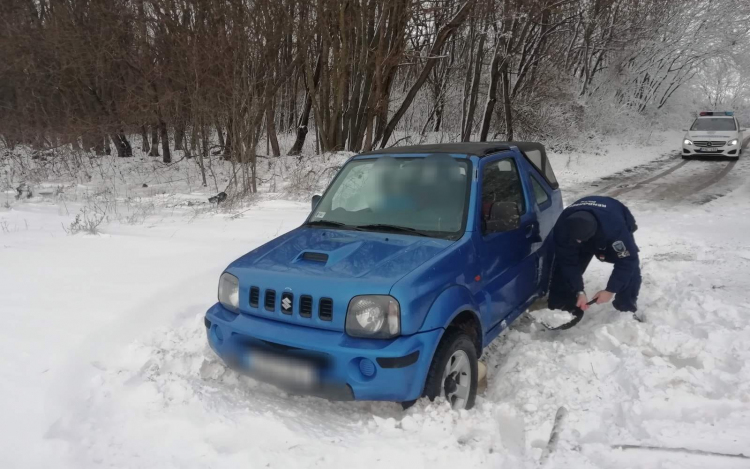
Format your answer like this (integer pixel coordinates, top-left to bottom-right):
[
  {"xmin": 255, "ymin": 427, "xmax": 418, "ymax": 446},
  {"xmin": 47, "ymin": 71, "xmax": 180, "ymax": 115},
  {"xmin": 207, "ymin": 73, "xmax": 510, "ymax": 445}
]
[{"xmin": 1, "ymin": 132, "xmax": 749, "ymax": 468}]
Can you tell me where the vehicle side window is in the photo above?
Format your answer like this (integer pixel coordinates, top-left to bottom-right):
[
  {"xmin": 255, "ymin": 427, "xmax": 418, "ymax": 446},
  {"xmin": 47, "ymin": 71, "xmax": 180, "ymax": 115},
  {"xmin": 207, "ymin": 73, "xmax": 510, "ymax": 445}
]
[
  {"xmin": 481, "ymin": 158, "xmax": 525, "ymax": 220},
  {"xmin": 530, "ymin": 175, "xmax": 549, "ymax": 205}
]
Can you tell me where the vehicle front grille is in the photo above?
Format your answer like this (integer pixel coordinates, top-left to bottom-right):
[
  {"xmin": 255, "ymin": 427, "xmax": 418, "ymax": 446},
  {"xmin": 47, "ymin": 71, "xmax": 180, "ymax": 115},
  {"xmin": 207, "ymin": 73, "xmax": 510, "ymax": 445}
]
[
  {"xmin": 319, "ymin": 298, "xmax": 333, "ymax": 321},
  {"xmin": 300, "ymin": 295, "xmax": 313, "ymax": 318},
  {"xmin": 249, "ymin": 287, "xmax": 335, "ymax": 322},
  {"xmin": 249, "ymin": 287, "xmax": 260, "ymax": 308},
  {"xmin": 264, "ymin": 289, "xmax": 276, "ymax": 311},
  {"xmin": 693, "ymin": 141, "xmax": 726, "ymax": 147}
]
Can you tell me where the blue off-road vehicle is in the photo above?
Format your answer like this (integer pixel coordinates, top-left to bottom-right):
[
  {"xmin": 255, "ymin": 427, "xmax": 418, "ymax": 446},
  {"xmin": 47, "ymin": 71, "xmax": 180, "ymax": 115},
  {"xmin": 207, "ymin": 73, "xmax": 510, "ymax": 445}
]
[{"xmin": 205, "ymin": 142, "xmax": 562, "ymax": 410}]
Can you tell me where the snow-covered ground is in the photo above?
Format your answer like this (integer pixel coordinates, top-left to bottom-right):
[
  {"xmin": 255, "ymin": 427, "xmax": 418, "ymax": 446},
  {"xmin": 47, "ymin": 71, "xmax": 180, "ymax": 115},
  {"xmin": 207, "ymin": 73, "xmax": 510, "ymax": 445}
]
[{"xmin": 2, "ymin": 132, "xmax": 749, "ymax": 468}]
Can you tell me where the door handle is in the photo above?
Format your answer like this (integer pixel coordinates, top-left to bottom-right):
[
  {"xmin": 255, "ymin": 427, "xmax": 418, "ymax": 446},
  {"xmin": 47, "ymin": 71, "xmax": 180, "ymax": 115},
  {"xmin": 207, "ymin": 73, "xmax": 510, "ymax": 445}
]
[
  {"xmin": 524, "ymin": 223, "xmax": 535, "ymax": 238},
  {"xmin": 525, "ymin": 222, "xmax": 542, "ymax": 242}
]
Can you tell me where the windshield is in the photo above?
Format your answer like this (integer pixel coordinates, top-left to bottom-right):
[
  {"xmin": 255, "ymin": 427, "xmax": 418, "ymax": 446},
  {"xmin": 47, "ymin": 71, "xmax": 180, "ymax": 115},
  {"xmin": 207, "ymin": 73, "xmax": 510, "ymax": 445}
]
[
  {"xmin": 691, "ymin": 118, "xmax": 736, "ymax": 131},
  {"xmin": 308, "ymin": 154, "xmax": 471, "ymax": 239}
]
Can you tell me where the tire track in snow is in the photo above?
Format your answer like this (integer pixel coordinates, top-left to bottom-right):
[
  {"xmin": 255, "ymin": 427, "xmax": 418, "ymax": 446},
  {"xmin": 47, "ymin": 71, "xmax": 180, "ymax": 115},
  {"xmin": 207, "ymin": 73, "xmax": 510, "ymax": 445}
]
[
  {"xmin": 596, "ymin": 136, "xmax": 750, "ymax": 203},
  {"xmin": 675, "ymin": 135, "xmax": 750, "ymax": 203},
  {"xmin": 604, "ymin": 159, "xmax": 691, "ymax": 198},
  {"xmin": 690, "ymin": 160, "xmax": 737, "ymax": 194},
  {"xmin": 577, "ymin": 154, "xmax": 682, "ymax": 199}
]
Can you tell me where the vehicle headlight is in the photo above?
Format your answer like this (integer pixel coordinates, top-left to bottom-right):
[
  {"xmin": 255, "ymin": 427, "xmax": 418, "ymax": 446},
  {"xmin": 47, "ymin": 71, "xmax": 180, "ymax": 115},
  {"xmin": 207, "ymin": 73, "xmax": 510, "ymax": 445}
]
[
  {"xmin": 218, "ymin": 272, "xmax": 239, "ymax": 310},
  {"xmin": 683, "ymin": 139, "xmax": 693, "ymax": 145},
  {"xmin": 728, "ymin": 139, "xmax": 738, "ymax": 146},
  {"xmin": 345, "ymin": 295, "xmax": 400, "ymax": 338}
]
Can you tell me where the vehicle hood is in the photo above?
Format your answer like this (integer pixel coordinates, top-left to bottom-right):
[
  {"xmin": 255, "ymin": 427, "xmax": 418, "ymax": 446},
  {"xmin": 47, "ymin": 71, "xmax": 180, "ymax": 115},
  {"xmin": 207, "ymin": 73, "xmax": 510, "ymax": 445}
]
[
  {"xmin": 231, "ymin": 227, "xmax": 454, "ymax": 282},
  {"xmin": 686, "ymin": 131, "xmax": 738, "ymax": 139},
  {"xmin": 226, "ymin": 227, "xmax": 455, "ymax": 332}
]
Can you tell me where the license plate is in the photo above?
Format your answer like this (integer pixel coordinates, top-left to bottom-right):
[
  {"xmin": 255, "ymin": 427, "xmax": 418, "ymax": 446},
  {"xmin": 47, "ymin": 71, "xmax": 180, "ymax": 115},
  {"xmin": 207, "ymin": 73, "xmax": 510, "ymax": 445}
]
[
  {"xmin": 247, "ymin": 350, "xmax": 318, "ymax": 388},
  {"xmin": 698, "ymin": 147, "xmax": 719, "ymax": 152}
]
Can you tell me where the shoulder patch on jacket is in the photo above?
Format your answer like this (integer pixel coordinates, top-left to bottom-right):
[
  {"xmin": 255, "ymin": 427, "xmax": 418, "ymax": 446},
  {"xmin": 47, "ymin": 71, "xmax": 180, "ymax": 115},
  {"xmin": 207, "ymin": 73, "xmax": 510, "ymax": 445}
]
[{"xmin": 612, "ymin": 240, "xmax": 630, "ymax": 258}]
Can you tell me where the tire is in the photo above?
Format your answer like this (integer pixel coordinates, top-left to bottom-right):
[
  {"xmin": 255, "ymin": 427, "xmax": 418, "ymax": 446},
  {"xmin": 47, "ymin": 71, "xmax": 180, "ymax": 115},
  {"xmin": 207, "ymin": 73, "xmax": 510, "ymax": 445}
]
[
  {"xmin": 400, "ymin": 399, "xmax": 416, "ymax": 410},
  {"xmin": 423, "ymin": 328, "xmax": 478, "ymax": 410}
]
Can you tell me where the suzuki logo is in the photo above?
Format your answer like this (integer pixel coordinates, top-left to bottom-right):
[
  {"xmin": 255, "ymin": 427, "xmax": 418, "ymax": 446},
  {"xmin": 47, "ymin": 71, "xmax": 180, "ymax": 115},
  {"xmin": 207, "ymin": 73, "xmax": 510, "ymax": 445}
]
[{"xmin": 281, "ymin": 292, "xmax": 293, "ymax": 314}]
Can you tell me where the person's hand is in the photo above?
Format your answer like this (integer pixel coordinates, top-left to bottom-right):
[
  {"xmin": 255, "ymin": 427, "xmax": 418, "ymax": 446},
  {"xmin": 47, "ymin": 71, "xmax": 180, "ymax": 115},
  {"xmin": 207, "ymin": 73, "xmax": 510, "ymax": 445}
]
[
  {"xmin": 576, "ymin": 293, "xmax": 590, "ymax": 311},
  {"xmin": 593, "ymin": 290, "xmax": 614, "ymax": 304}
]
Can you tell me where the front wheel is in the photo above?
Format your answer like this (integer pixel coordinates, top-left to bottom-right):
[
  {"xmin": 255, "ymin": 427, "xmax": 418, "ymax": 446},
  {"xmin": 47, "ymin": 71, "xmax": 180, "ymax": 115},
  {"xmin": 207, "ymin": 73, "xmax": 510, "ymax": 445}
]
[{"xmin": 423, "ymin": 329, "xmax": 478, "ymax": 410}]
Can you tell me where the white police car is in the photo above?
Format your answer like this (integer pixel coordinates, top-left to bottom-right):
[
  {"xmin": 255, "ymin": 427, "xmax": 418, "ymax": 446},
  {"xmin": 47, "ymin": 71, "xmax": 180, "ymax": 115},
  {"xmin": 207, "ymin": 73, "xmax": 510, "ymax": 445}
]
[{"xmin": 682, "ymin": 111, "xmax": 746, "ymax": 159}]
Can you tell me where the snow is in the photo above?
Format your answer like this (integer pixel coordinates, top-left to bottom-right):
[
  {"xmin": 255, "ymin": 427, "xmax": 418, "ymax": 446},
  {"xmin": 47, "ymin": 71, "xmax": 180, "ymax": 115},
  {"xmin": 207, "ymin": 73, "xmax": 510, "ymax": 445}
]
[
  {"xmin": 529, "ymin": 309, "xmax": 576, "ymax": 329},
  {"xmin": 2, "ymin": 133, "xmax": 750, "ymax": 468},
  {"xmin": 547, "ymin": 130, "xmax": 685, "ymax": 191}
]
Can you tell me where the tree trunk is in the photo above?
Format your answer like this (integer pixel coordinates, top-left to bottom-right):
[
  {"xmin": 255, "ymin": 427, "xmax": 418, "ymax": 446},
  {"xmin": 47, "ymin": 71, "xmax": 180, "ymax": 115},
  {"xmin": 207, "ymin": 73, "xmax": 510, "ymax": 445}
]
[
  {"xmin": 461, "ymin": 24, "xmax": 476, "ymax": 142},
  {"xmin": 434, "ymin": 98, "xmax": 444, "ymax": 132},
  {"xmin": 160, "ymin": 120, "xmax": 171, "ymax": 163},
  {"xmin": 199, "ymin": 126, "xmax": 208, "ymax": 187},
  {"xmin": 224, "ymin": 118, "xmax": 233, "ymax": 159},
  {"xmin": 462, "ymin": 24, "xmax": 487, "ymax": 142},
  {"xmin": 216, "ymin": 122, "xmax": 225, "ymax": 153},
  {"xmin": 111, "ymin": 134, "xmax": 123, "ymax": 157},
  {"xmin": 174, "ymin": 124, "xmax": 185, "ymax": 151},
  {"xmin": 479, "ymin": 48, "xmax": 501, "ymax": 142},
  {"xmin": 289, "ymin": 52, "xmax": 322, "ymax": 156},
  {"xmin": 289, "ymin": 94, "xmax": 313, "ymax": 156},
  {"xmin": 378, "ymin": 0, "xmax": 474, "ymax": 148},
  {"xmin": 94, "ymin": 135, "xmax": 106, "ymax": 156},
  {"xmin": 111, "ymin": 133, "xmax": 133, "ymax": 158},
  {"xmin": 501, "ymin": 62, "xmax": 513, "ymax": 141},
  {"xmin": 187, "ymin": 125, "xmax": 198, "ymax": 159},
  {"xmin": 149, "ymin": 124, "xmax": 159, "ymax": 156},
  {"xmin": 267, "ymin": 101, "xmax": 281, "ymax": 157},
  {"xmin": 140, "ymin": 125, "xmax": 150, "ymax": 153}
]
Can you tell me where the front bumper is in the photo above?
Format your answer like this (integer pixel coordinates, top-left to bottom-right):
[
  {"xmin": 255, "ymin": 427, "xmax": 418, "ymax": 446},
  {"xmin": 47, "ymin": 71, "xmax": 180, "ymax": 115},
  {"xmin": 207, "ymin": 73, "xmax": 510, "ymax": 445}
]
[
  {"xmin": 682, "ymin": 142, "xmax": 739, "ymax": 156},
  {"xmin": 204, "ymin": 303, "xmax": 441, "ymax": 402}
]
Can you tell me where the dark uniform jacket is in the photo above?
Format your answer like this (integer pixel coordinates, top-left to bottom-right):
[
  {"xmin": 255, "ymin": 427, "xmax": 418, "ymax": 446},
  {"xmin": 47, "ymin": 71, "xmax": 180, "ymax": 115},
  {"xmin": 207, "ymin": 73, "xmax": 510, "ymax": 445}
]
[{"xmin": 553, "ymin": 196, "xmax": 639, "ymax": 293}]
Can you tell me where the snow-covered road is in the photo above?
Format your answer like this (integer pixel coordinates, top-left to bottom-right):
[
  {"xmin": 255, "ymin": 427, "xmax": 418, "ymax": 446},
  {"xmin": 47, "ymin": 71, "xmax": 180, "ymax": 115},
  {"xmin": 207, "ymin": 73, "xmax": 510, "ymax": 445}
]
[{"xmin": 2, "ymin": 141, "xmax": 750, "ymax": 468}]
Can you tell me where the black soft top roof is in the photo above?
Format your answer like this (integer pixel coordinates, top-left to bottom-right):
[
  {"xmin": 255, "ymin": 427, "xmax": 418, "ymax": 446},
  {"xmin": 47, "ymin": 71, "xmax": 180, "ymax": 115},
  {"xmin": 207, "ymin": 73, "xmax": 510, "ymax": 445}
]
[
  {"xmin": 359, "ymin": 141, "xmax": 559, "ymax": 189},
  {"xmin": 360, "ymin": 142, "xmax": 513, "ymax": 157}
]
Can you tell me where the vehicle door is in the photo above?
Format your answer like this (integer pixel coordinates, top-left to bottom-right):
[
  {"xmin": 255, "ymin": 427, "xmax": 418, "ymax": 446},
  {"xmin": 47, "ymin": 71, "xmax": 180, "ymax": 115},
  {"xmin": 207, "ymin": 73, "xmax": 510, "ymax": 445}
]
[
  {"xmin": 477, "ymin": 154, "xmax": 539, "ymax": 327},
  {"xmin": 523, "ymin": 164, "xmax": 556, "ymax": 290}
]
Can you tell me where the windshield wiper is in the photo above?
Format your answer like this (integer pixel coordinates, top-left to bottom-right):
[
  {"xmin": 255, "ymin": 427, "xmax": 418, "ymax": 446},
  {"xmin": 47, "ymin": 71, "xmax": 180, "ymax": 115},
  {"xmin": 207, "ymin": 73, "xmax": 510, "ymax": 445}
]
[
  {"xmin": 354, "ymin": 224, "xmax": 431, "ymax": 237},
  {"xmin": 305, "ymin": 220, "xmax": 347, "ymax": 228}
]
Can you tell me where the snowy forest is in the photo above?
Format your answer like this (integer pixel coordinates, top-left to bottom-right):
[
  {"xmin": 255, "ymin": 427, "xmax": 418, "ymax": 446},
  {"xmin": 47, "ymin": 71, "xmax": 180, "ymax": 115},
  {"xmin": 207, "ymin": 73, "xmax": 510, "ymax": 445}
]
[{"xmin": 2, "ymin": 0, "xmax": 750, "ymax": 195}]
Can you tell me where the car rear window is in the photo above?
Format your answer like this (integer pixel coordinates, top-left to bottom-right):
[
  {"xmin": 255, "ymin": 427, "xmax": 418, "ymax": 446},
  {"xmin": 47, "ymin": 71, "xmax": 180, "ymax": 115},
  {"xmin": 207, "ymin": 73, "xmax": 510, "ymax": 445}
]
[{"xmin": 691, "ymin": 118, "xmax": 736, "ymax": 131}]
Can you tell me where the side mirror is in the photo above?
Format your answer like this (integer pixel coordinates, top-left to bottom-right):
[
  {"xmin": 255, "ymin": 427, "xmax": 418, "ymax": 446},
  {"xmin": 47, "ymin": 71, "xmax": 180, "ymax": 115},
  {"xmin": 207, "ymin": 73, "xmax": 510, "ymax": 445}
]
[
  {"xmin": 682, "ymin": 129, "xmax": 688, "ymax": 132},
  {"xmin": 311, "ymin": 195, "xmax": 321, "ymax": 211},
  {"xmin": 485, "ymin": 201, "xmax": 520, "ymax": 233}
]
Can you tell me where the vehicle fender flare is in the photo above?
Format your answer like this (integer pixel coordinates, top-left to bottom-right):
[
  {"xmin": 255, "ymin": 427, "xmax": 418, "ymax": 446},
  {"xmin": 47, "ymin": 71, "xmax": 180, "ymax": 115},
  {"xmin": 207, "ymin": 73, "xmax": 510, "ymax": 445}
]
[{"xmin": 419, "ymin": 284, "xmax": 483, "ymax": 347}]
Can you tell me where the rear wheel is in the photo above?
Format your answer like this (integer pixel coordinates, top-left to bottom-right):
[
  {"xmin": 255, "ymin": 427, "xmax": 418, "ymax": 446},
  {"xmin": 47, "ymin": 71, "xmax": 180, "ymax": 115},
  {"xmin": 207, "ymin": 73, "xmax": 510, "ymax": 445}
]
[{"xmin": 423, "ymin": 329, "xmax": 478, "ymax": 410}]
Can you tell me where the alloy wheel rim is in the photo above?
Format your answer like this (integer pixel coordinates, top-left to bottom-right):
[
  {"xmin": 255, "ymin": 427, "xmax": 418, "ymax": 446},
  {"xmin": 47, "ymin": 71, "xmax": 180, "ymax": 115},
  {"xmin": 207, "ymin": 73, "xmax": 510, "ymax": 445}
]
[{"xmin": 442, "ymin": 350, "xmax": 471, "ymax": 409}]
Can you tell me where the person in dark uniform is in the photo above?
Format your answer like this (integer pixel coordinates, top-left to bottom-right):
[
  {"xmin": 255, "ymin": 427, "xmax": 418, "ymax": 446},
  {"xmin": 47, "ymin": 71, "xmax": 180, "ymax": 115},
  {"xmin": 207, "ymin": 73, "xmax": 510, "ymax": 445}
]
[{"xmin": 548, "ymin": 196, "xmax": 641, "ymax": 317}]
